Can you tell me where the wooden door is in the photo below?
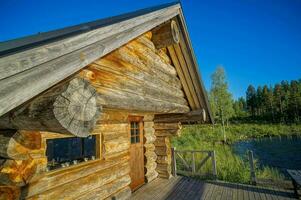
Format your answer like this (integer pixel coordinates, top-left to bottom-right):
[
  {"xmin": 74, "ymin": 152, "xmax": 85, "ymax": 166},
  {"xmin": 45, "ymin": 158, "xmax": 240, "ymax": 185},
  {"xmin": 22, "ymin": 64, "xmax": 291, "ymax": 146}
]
[{"xmin": 129, "ymin": 116, "xmax": 145, "ymax": 191}]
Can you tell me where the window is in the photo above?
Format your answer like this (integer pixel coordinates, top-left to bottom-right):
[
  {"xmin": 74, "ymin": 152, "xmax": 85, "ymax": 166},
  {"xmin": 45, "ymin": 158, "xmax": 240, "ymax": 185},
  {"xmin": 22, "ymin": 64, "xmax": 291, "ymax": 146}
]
[
  {"xmin": 46, "ymin": 135, "xmax": 96, "ymax": 171},
  {"xmin": 130, "ymin": 121, "xmax": 140, "ymax": 144},
  {"xmin": 129, "ymin": 116, "xmax": 143, "ymax": 144}
]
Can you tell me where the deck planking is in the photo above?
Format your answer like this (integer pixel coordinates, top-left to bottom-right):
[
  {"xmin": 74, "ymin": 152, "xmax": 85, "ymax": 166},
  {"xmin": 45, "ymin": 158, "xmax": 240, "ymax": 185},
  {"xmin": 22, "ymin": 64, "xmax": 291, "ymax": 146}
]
[{"xmin": 132, "ymin": 176, "xmax": 297, "ymax": 200}]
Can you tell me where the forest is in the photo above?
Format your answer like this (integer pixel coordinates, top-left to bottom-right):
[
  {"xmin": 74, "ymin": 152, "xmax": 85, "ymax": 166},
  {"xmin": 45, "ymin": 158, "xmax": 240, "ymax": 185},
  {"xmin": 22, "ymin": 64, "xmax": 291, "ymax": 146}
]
[
  {"xmin": 172, "ymin": 66, "xmax": 301, "ymax": 185},
  {"xmin": 210, "ymin": 67, "xmax": 301, "ymax": 125}
]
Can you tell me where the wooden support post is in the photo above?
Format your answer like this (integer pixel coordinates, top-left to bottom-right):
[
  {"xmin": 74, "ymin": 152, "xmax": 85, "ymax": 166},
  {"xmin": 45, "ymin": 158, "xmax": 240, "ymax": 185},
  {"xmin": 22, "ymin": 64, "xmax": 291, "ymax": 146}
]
[
  {"xmin": 192, "ymin": 152, "xmax": 196, "ymax": 174},
  {"xmin": 0, "ymin": 78, "xmax": 102, "ymax": 137},
  {"xmin": 211, "ymin": 151, "xmax": 217, "ymax": 179},
  {"xmin": 171, "ymin": 147, "xmax": 177, "ymax": 177},
  {"xmin": 248, "ymin": 150, "xmax": 257, "ymax": 185}
]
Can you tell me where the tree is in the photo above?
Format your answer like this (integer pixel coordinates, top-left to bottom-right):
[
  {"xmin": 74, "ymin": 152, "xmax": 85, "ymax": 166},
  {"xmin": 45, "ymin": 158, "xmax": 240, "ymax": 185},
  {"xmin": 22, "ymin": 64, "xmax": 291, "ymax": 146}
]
[
  {"xmin": 209, "ymin": 66, "xmax": 234, "ymax": 142},
  {"xmin": 246, "ymin": 85, "xmax": 256, "ymax": 117},
  {"xmin": 233, "ymin": 97, "xmax": 247, "ymax": 118},
  {"xmin": 256, "ymin": 86, "xmax": 263, "ymax": 116},
  {"xmin": 289, "ymin": 80, "xmax": 300, "ymax": 122}
]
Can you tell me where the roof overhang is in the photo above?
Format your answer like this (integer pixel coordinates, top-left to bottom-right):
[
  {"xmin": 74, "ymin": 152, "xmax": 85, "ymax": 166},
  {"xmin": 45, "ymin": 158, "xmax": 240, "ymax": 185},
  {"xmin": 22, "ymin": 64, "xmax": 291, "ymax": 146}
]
[{"xmin": 0, "ymin": 2, "xmax": 213, "ymax": 123}]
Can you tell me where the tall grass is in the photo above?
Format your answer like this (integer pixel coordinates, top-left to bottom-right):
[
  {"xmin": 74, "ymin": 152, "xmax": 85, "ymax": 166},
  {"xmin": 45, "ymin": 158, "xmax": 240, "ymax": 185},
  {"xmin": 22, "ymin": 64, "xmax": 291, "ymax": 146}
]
[{"xmin": 171, "ymin": 124, "xmax": 301, "ymax": 184}]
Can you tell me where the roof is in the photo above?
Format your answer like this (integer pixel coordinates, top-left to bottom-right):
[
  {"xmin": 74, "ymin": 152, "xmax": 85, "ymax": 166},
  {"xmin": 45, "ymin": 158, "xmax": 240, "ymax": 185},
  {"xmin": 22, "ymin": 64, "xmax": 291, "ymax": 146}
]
[{"xmin": 0, "ymin": 2, "xmax": 213, "ymax": 123}]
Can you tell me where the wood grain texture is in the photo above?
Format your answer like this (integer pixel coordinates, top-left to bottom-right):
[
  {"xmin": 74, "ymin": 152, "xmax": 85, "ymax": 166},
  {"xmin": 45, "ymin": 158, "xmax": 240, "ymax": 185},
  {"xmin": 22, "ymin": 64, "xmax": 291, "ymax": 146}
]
[
  {"xmin": 0, "ymin": 78, "xmax": 101, "ymax": 137},
  {"xmin": 152, "ymin": 20, "xmax": 180, "ymax": 49},
  {"xmin": 0, "ymin": 130, "xmax": 41, "ymax": 160},
  {"xmin": 0, "ymin": 6, "xmax": 180, "ymax": 117}
]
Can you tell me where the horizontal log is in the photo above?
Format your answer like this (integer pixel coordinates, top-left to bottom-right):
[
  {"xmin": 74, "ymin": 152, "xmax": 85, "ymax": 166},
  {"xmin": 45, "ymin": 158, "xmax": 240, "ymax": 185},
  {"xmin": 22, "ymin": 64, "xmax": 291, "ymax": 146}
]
[
  {"xmin": 126, "ymin": 40, "xmax": 177, "ymax": 75},
  {"xmin": 0, "ymin": 78, "xmax": 101, "ymax": 137},
  {"xmin": 105, "ymin": 186, "xmax": 131, "ymax": 200},
  {"xmin": 96, "ymin": 86, "xmax": 190, "ymax": 113},
  {"xmin": 136, "ymin": 34, "xmax": 156, "ymax": 51},
  {"xmin": 157, "ymin": 155, "xmax": 172, "ymax": 164},
  {"xmin": 27, "ymin": 155, "xmax": 129, "ymax": 197},
  {"xmin": 0, "ymin": 158, "xmax": 37, "ymax": 186},
  {"xmin": 152, "ymin": 20, "xmax": 180, "ymax": 49},
  {"xmin": 78, "ymin": 175, "xmax": 131, "ymax": 200},
  {"xmin": 144, "ymin": 121, "xmax": 154, "ymax": 129},
  {"xmin": 145, "ymin": 150, "xmax": 157, "ymax": 161},
  {"xmin": 96, "ymin": 123, "xmax": 128, "ymax": 135},
  {"xmin": 154, "ymin": 122, "xmax": 182, "ymax": 130},
  {"xmin": 86, "ymin": 69, "xmax": 187, "ymax": 106},
  {"xmin": 26, "ymin": 160, "xmax": 130, "ymax": 199},
  {"xmin": 0, "ymin": 130, "xmax": 41, "ymax": 160},
  {"xmin": 157, "ymin": 48, "xmax": 172, "ymax": 64},
  {"xmin": 104, "ymin": 150, "xmax": 130, "ymax": 160},
  {"xmin": 143, "ymin": 114, "xmax": 154, "ymax": 122},
  {"xmin": 91, "ymin": 58, "xmax": 185, "ymax": 98},
  {"xmin": 103, "ymin": 138, "xmax": 130, "ymax": 154},
  {"xmin": 156, "ymin": 163, "xmax": 172, "ymax": 174},
  {"xmin": 154, "ymin": 137, "xmax": 170, "ymax": 147},
  {"xmin": 144, "ymin": 143, "xmax": 155, "ymax": 151},
  {"xmin": 154, "ymin": 109, "xmax": 207, "ymax": 123},
  {"xmin": 109, "ymin": 47, "xmax": 182, "ymax": 88},
  {"xmin": 155, "ymin": 129, "xmax": 180, "ymax": 136},
  {"xmin": 0, "ymin": 5, "xmax": 180, "ymax": 117},
  {"xmin": 0, "ymin": 186, "xmax": 20, "ymax": 200}
]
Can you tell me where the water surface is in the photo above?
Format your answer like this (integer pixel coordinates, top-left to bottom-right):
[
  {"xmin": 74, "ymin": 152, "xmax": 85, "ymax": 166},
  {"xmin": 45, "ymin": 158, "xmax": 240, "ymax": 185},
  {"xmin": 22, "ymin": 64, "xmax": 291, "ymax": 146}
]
[{"xmin": 232, "ymin": 135, "xmax": 301, "ymax": 174}]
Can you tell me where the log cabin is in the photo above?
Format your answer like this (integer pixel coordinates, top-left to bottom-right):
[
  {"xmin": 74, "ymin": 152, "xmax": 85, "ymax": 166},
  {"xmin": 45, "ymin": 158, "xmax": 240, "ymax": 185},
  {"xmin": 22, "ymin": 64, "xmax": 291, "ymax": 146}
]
[{"xmin": 0, "ymin": 2, "xmax": 213, "ymax": 199}]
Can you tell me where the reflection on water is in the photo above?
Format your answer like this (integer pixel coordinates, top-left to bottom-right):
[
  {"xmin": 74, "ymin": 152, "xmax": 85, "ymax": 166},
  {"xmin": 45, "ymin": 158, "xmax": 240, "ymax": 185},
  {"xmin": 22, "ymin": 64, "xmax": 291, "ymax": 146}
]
[{"xmin": 232, "ymin": 135, "xmax": 301, "ymax": 173}]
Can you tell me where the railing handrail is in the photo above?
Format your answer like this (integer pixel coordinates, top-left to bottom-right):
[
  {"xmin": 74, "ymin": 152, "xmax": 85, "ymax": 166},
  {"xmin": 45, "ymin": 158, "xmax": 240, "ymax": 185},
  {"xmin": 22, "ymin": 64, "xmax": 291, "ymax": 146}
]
[
  {"xmin": 174, "ymin": 149, "xmax": 212, "ymax": 153},
  {"xmin": 171, "ymin": 147, "xmax": 217, "ymax": 179}
]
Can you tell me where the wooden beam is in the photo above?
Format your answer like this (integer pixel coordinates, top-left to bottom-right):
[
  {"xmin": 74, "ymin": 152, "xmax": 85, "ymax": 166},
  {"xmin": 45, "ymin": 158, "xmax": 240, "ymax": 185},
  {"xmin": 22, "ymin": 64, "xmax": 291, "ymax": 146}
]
[
  {"xmin": 154, "ymin": 109, "xmax": 206, "ymax": 123},
  {"xmin": 0, "ymin": 5, "xmax": 180, "ymax": 117},
  {"xmin": 0, "ymin": 78, "xmax": 101, "ymax": 137},
  {"xmin": 167, "ymin": 46, "xmax": 196, "ymax": 109},
  {"xmin": 152, "ymin": 20, "xmax": 180, "ymax": 49}
]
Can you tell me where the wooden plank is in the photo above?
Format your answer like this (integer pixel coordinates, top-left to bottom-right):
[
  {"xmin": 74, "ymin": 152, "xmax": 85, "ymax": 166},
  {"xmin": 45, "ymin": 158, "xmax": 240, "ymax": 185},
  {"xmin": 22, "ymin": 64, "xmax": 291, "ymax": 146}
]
[
  {"xmin": 0, "ymin": 7, "xmax": 180, "ymax": 117},
  {"xmin": 175, "ymin": 13, "xmax": 213, "ymax": 122},
  {"xmin": 173, "ymin": 43, "xmax": 201, "ymax": 108},
  {"xmin": 167, "ymin": 46, "xmax": 196, "ymax": 109},
  {"xmin": 0, "ymin": 4, "xmax": 180, "ymax": 81}
]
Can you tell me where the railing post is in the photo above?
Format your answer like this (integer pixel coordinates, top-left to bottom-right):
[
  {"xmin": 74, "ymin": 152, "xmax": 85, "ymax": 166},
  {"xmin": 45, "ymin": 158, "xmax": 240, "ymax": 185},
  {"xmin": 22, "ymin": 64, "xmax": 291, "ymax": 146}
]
[
  {"xmin": 171, "ymin": 147, "xmax": 177, "ymax": 177},
  {"xmin": 248, "ymin": 150, "xmax": 256, "ymax": 185},
  {"xmin": 211, "ymin": 151, "xmax": 217, "ymax": 179},
  {"xmin": 192, "ymin": 151, "xmax": 196, "ymax": 174}
]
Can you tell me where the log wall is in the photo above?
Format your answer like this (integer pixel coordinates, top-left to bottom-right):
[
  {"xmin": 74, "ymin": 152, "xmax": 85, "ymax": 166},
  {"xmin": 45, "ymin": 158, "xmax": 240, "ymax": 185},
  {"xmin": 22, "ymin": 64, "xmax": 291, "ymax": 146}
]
[
  {"xmin": 154, "ymin": 121, "xmax": 181, "ymax": 179},
  {"xmin": 0, "ymin": 110, "xmax": 158, "ymax": 200},
  {"xmin": 0, "ymin": 31, "xmax": 185, "ymax": 199},
  {"xmin": 84, "ymin": 31, "xmax": 189, "ymax": 114}
]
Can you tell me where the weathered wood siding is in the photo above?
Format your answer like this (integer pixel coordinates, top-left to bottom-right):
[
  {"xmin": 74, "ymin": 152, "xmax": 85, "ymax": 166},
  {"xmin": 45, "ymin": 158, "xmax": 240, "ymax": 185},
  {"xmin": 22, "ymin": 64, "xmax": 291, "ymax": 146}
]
[
  {"xmin": 84, "ymin": 32, "xmax": 189, "ymax": 113},
  {"xmin": 0, "ymin": 109, "xmax": 158, "ymax": 199},
  {"xmin": 0, "ymin": 31, "xmax": 185, "ymax": 199}
]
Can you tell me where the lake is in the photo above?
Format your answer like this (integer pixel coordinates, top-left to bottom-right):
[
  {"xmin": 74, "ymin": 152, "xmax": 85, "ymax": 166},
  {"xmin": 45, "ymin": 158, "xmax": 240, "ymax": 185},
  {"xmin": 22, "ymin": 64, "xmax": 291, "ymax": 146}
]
[{"xmin": 232, "ymin": 135, "xmax": 301, "ymax": 175}]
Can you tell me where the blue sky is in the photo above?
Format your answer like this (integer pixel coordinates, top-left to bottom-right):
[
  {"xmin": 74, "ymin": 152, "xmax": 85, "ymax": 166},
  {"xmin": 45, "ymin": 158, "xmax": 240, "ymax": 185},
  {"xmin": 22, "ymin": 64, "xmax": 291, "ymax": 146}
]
[{"xmin": 1, "ymin": 0, "xmax": 300, "ymax": 99}]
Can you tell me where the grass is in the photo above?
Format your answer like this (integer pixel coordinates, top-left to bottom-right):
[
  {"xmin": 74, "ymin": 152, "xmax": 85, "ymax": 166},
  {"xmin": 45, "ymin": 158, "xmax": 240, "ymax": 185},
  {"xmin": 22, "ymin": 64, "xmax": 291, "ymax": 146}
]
[{"xmin": 171, "ymin": 124, "xmax": 301, "ymax": 184}]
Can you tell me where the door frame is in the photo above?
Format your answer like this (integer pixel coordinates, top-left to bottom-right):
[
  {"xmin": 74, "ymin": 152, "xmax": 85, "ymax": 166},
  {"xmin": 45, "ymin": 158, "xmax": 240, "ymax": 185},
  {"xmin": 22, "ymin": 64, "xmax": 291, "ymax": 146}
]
[{"xmin": 128, "ymin": 115, "xmax": 145, "ymax": 191}]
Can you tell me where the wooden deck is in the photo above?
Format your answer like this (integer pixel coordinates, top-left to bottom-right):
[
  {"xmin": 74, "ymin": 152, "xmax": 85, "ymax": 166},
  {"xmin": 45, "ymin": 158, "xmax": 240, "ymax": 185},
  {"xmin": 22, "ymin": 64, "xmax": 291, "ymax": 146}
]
[{"xmin": 132, "ymin": 176, "xmax": 297, "ymax": 200}]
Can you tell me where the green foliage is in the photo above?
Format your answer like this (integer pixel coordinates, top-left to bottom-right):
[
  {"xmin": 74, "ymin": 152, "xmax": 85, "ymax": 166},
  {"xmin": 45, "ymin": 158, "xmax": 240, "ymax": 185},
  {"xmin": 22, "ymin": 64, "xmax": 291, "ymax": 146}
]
[
  {"xmin": 241, "ymin": 79, "xmax": 301, "ymax": 123},
  {"xmin": 172, "ymin": 124, "xmax": 301, "ymax": 184},
  {"xmin": 209, "ymin": 66, "xmax": 234, "ymax": 124}
]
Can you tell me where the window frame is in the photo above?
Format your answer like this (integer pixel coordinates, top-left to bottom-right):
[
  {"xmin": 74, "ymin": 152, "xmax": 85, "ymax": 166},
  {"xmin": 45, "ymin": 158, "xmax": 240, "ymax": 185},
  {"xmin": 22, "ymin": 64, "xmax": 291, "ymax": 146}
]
[
  {"xmin": 42, "ymin": 132, "xmax": 102, "ymax": 172},
  {"xmin": 128, "ymin": 116, "xmax": 144, "ymax": 145}
]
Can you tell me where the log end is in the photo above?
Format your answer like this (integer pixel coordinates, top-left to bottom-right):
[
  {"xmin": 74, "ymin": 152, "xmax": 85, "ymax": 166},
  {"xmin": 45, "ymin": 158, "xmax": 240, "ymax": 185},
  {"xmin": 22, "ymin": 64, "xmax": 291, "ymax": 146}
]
[{"xmin": 53, "ymin": 78, "xmax": 102, "ymax": 137}]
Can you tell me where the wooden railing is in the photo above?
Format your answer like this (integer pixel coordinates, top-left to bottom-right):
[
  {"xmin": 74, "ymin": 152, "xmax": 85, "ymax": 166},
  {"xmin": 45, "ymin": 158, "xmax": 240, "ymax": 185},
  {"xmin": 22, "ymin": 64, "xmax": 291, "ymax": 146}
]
[{"xmin": 171, "ymin": 148, "xmax": 217, "ymax": 179}]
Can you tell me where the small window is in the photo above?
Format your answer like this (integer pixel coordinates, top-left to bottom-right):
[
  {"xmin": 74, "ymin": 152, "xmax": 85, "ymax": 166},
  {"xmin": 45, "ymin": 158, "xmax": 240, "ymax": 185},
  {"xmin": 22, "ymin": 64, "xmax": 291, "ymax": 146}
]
[
  {"xmin": 46, "ymin": 135, "xmax": 96, "ymax": 171},
  {"xmin": 130, "ymin": 121, "xmax": 140, "ymax": 144}
]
